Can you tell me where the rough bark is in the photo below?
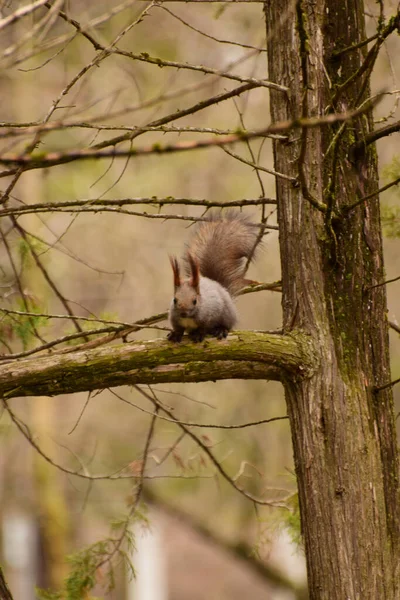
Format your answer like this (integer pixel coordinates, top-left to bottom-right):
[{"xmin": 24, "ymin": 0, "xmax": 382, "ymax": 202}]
[
  {"xmin": 0, "ymin": 331, "xmax": 316, "ymax": 399},
  {"xmin": 265, "ymin": 1, "xmax": 400, "ymax": 598}
]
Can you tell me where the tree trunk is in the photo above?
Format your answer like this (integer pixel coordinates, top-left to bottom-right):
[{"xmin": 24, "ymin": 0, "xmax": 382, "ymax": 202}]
[{"xmin": 265, "ymin": 1, "xmax": 400, "ymax": 598}]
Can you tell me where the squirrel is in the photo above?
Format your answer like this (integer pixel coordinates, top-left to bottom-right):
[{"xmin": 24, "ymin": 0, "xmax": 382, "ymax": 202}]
[{"xmin": 168, "ymin": 211, "xmax": 259, "ymax": 343}]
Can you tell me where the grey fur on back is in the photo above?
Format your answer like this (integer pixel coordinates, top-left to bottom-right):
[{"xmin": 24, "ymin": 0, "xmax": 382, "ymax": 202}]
[
  {"xmin": 197, "ymin": 276, "xmax": 237, "ymax": 329},
  {"xmin": 184, "ymin": 211, "xmax": 258, "ymax": 295}
]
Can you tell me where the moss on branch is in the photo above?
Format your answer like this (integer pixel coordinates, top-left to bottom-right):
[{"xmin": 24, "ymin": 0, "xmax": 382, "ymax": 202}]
[{"xmin": 0, "ymin": 331, "xmax": 316, "ymax": 399}]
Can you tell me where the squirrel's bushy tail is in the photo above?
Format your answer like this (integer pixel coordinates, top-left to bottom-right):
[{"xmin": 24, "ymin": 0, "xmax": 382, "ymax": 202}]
[{"xmin": 185, "ymin": 211, "xmax": 259, "ymax": 295}]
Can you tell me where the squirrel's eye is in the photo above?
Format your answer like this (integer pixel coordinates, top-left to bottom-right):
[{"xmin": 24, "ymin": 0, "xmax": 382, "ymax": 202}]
[
  {"xmin": 173, "ymin": 297, "xmax": 177, "ymax": 305},
  {"xmin": 192, "ymin": 299, "xmax": 197, "ymax": 306}
]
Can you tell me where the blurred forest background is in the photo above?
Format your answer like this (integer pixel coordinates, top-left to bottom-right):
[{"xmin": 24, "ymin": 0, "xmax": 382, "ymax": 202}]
[{"xmin": 0, "ymin": 0, "xmax": 399, "ymax": 598}]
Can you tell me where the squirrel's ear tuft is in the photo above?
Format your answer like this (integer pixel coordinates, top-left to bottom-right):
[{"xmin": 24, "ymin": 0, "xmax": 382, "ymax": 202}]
[
  {"xmin": 169, "ymin": 256, "xmax": 181, "ymax": 288},
  {"xmin": 187, "ymin": 253, "xmax": 200, "ymax": 293}
]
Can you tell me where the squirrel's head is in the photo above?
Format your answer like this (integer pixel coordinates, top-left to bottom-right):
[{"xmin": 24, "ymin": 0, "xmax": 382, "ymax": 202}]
[{"xmin": 170, "ymin": 254, "xmax": 200, "ymax": 319}]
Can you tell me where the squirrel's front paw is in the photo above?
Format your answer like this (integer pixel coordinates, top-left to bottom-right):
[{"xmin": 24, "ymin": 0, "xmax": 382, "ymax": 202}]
[
  {"xmin": 167, "ymin": 330, "xmax": 184, "ymax": 343},
  {"xmin": 211, "ymin": 326, "xmax": 229, "ymax": 340},
  {"xmin": 189, "ymin": 329, "xmax": 205, "ymax": 343}
]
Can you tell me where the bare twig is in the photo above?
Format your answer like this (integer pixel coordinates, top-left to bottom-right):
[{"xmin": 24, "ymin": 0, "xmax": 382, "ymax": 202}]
[
  {"xmin": 0, "ymin": 105, "xmax": 379, "ymax": 172},
  {"xmin": 367, "ymin": 274, "xmax": 400, "ymax": 290},
  {"xmin": 0, "ymin": 196, "xmax": 276, "ymax": 219},
  {"xmin": 350, "ymin": 119, "xmax": 400, "ymax": 152},
  {"xmin": 135, "ymin": 386, "xmax": 290, "ymax": 508},
  {"xmin": 0, "ymin": 0, "xmax": 49, "ymax": 32},
  {"xmin": 389, "ymin": 321, "xmax": 400, "ymax": 335},
  {"xmin": 2, "ymin": 397, "xmax": 206, "ymax": 482},
  {"xmin": 95, "ymin": 407, "xmax": 159, "ymax": 572},
  {"xmin": 343, "ymin": 176, "xmax": 400, "ymax": 214},
  {"xmin": 374, "ymin": 376, "xmax": 400, "ymax": 393}
]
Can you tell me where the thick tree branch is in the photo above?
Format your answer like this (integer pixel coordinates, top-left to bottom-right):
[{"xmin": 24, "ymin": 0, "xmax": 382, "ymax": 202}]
[{"xmin": 0, "ymin": 331, "xmax": 317, "ymax": 399}]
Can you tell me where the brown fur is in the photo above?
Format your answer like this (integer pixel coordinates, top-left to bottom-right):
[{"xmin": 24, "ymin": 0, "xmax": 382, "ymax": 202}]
[
  {"xmin": 187, "ymin": 253, "xmax": 200, "ymax": 293},
  {"xmin": 184, "ymin": 211, "xmax": 258, "ymax": 294},
  {"xmin": 169, "ymin": 256, "xmax": 181, "ymax": 289}
]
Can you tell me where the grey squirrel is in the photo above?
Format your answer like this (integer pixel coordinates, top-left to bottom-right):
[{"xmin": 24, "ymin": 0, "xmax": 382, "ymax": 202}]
[{"xmin": 168, "ymin": 212, "xmax": 259, "ymax": 343}]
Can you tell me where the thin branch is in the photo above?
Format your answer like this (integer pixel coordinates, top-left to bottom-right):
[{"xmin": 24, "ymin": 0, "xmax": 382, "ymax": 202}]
[
  {"xmin": 221, "ymin": 146, "xmax": 296, "ymax": 184},
  {"xmin": 2, "ymin": 397, "xmax": 197, "ymax": 482},
  {"xmin": 0, "ymin": 81, "xmax": 263, "ymax": 173},
  {"xmin": 13, "ymin": 222, "xmax": 87, "ymax": 336},
  {"xmin": 48, "ymin": 2, "xmax": 285, "ymax": 92},
  {"xmin": 343, "ymin": 176, "xmax": 400, "ymax": 214},
  {"xmin": 0, "ymin": 104, "xmax": 380, "ymax": 172},
  {"xmin": 16, "ymin": 222, "xmax": 124, "ymax": 276},
  {"xmin": 0, "ymin": 226, "xmax": 46, "ymax": 344},
  {"xmin": 231, "ymin": 101, "xmax": 268, "ymax": 266},
  {"xmin": 135, "ymin": 386, "xmax": 290, "ymax": 508},
  {"xmin": 0, "ymin": 307, "xmax": 133, "ymax": 327},
  {"xmin": 158, "ymin": 5, "xmax": 266, "ymax": 52},
  {"xmin": 95, "ymin": 407, "xmax": 159, "ymax": 572},
  {"xmin": 0, "ymin": 123, "xmax": 286, "ymax": 140},
  {"xmin": 367, "ymin": 274, "xmax": 400, "ymax": 290},
  {"xmin": 8, "ymin": 1, "xmax": 154, "ymax": 179},
  {"xmin": 2, "ymin": 0, "xmax": 64, "ymax": 62},
  {"xmin": 240, "ymin": 281, "xmax": 282, "ymax": 294},
  {"xmin": 331, "ymin": 31, "xmax": 381, "ymax": 58},
  {"xmin": 331, "ymin": 10, "xmax": 400, "ymax": 105},
  {"xmin": 1, "ymin": 207, "xmax": 279, "ymax": 231},
  {"xmin": 374, "ymin": 376, "xmax": 400, "ymax": 393},
  {"xmin": 110, "ymin": 388, "xmax": 288, "ymax": 430},
  {"xmin": 0, "ymin": 326, "xmax": 126, "ymax": 361},
  {"xmin": 0, "ymin": 66, "xmax": 267, "ymax": 143},
  {"xmin": 0, "ymin": 0, "xmax": 49, "ymax": 32},
  {"xmin": 389, "ymin": 321, "xmax": 400, "ymax": 335},
  {"xmin": 0, "ymin": 196, "xmax": 277, "ymax": 219},
  {"xmin": 350, "ymin": 119, "xmax": 400, "ymax": 152}
]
